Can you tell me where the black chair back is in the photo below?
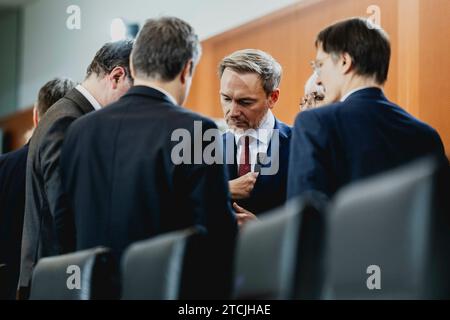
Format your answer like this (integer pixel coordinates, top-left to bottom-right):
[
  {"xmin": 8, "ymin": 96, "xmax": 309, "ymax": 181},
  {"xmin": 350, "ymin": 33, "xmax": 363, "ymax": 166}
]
[
  {"xmin": 29, "ymin": 247, "xmax": 119, "ymax": 300},
  {"xmin": 323, "ymin": 156, "xmax": 450, "ymax": 299}
]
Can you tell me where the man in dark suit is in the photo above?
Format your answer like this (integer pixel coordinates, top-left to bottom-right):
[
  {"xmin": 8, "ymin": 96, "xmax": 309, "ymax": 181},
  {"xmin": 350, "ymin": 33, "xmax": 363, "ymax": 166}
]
[
  {"xmin": 0, "ymin": 78, "xmax": 75, "ymax": 299},
  {"xmin": 19, "ymin": 40, "xmax": 133, "ymax": 296},
  {"xmin": 287, "ymin": 18, "xmax": 447, "ymax": 200},
  {"xmin": 218, "ymin": 49, "xmax": 291, "ymax": 225},
  {"xmin": 60, "ymin": 17, "xmax": 236, "ymax": 261}
]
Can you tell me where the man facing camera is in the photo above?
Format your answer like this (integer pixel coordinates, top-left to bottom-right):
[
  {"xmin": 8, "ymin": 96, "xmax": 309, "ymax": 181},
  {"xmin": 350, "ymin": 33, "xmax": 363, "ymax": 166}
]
[
  {"xmin": 288, "ymin": 18, "xmax": 446, "ymax": 200},
  {"xmin": 60, "ymin": 17, "xmax": 237, "ymax": 261},
  {"xmin": 299, "ymin": 72, "xmax": 326, "ymax": 111},
  {"xmin": 19, "ymin": 40, "xmax": 133, "ymax": 295},
  {"xmin": 219, "ymin": 49, "xmax": 291, "ymax": 225}
]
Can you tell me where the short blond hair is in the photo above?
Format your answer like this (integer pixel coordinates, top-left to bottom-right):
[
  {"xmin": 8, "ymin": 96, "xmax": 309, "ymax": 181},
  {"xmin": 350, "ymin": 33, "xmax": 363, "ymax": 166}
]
[{"xmin": 218, "ymin": 49, "xmax": 282, "ymax": 95}]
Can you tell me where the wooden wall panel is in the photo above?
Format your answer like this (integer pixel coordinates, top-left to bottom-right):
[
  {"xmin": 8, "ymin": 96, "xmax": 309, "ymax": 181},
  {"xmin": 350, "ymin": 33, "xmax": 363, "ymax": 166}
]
[
  {"xmin": 0, "ymin": 107, "xmax": 32, "ymax": 152},
  {"xmin": 419, "ymin": 0, "xmax": 450, "ymax": 155},
  {"xmin": 397, "ymin": 0, "xmax": 420, "ymax": 116}
]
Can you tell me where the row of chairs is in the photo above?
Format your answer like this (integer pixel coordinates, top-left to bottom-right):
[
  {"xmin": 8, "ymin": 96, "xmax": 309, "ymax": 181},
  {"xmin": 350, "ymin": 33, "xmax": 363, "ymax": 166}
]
[{"xmin": 4, "ymin": 156, "xmax": 449, "ymax": 300}]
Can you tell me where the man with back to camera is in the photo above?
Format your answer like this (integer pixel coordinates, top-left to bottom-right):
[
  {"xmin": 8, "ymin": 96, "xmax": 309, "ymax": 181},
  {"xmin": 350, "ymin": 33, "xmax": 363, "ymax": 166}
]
[
  {"xmin": 60, "ymin": 16, "xmax": 237, "ymax": 270},
  {"xmin": 19, "ymin": 40, "xmax": 133, "ymax": 298},
  {"xmin": 0, "ymin": 78, "xmax": 75, "ymax": 300},
  {"xmin": 287, "ymin": 18, "xmax": 446, "ymax": 200},
  {"xmin": 218, "ymin": 49, "xmax": 292, "ymax": 225}
]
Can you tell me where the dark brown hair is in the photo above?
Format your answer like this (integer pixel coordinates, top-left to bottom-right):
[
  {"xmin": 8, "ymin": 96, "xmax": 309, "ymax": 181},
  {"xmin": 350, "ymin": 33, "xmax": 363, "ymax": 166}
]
[
  {"xmin": 37, "ymin": 78, "xmax": 76, "ymax": 117},
  {"xmin": 86, "ymin": 40, "xmax": 134, "ymax": 81},
  {"xmin": 131, "ymin": 17, "xmax": 201, "ymax": 81},
  {"xmin": 316, "ymin": 18, "xmax": 391, "ymax": 84}
]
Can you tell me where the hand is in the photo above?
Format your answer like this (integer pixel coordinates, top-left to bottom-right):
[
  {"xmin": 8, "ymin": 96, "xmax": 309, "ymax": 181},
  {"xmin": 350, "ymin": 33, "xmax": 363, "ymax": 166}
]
[
  {"xmin": 229, "ymin": 172, "xmax": 259, "ymax": 200},
  {"xmin": 233, "ymin": 202, "xmax": 258, "ymax": 227}
]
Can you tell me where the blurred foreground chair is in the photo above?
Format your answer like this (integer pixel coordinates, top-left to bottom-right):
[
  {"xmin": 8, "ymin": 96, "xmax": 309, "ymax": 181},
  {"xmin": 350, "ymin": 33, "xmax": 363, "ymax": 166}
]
[
  {"xmin": 29, "ymin": 247, "xmax": 119, "ymax": 300},
  {"xmin": 233, "ymin": 194, "xmax": 326, "ymax": 299},
  {"xmin": 0, "ymin": 264, "xmax": 9, "ymax": 299},
  {"xmin": 323, "ymin": 156, "xmax": 450, "ymax": 299},
  {"xmin": 121, "ymin": 227, "xmax": 235, "ymax": 299}
]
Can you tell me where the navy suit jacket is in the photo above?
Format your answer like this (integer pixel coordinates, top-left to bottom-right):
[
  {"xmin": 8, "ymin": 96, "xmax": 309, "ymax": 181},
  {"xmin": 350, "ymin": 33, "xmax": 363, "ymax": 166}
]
[
  {"xmin": 287, "ymin": 87, "xmax": 447, "ymax": 199},
  {"xmin": 61, "ymin": 86, "xmax": 237, "ymax": 259},
  {"xmin": 223, "ymin": 119, "xmax": 292, "ymax": 215},
  {"xmin": 0, "ymin": 144, "xmax": 28, "ymax": 299}
]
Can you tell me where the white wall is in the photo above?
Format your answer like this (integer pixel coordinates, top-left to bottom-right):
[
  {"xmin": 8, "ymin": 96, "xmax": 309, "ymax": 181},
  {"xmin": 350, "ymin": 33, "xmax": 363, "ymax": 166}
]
[
  {"xmin": 18, "ymin": 0, "xmax": 299, "ymax": 108},
  {"xmin": 0, "ymin": 9, "xmax": 19, "ymax": 117}
]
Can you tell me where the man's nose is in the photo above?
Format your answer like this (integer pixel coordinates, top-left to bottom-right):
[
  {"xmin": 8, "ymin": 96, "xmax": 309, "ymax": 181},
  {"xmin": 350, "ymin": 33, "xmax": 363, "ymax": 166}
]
[{"xmin": 229, "ymin": 102, "xmax": 241, "ymax": 117}]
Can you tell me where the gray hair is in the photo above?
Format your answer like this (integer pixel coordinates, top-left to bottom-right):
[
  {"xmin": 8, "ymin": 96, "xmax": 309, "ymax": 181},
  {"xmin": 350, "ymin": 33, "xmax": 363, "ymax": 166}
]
[
  {"xmin": 218, "ymin": 49, "xmax": 282, "ymax": 95},
  {"xmin": 304, "ymin": 73, "xmax": 324, "ymax": 96},
  {"xmin": 132, "ymin": 16, "xmax": 201, "ymax": 81},
  {"xmin": 300, "ymin": 73, "xmax": 325, "ymax": 111}
]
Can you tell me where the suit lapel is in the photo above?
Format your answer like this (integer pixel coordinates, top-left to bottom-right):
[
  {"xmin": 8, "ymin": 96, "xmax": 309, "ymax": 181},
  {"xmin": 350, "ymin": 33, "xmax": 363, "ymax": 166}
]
[
  {"xmin": 64, "ymin": 88, "xmax": 95, "ymax": 115},
  {"xmin": 252, "ymin": 119, "xmax": 288, "ymax": 192}
]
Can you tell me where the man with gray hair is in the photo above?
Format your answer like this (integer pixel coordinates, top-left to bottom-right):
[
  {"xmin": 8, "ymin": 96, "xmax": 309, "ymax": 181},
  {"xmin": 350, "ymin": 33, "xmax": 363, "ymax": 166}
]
[
  {"xmin": 19, "ymin": 40, "xmax": 133, "ymax": 299},
  {"xmin": 299, "ymin": 72, "xmax": 326, "ymax": 111},
  {"xmin": 219, "ymin": 49, "xmax": 292, "ymax": 224}
]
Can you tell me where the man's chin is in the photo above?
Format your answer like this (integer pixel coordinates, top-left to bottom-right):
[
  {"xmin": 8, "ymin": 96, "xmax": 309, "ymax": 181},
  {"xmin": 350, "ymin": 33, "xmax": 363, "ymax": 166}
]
[{"xmin": 228, "ymin": 122, "xmax": 249, "ymax": 132}]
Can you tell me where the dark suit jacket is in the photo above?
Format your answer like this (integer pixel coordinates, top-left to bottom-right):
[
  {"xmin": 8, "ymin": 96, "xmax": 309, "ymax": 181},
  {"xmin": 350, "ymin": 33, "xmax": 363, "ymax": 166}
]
[
  {"xmin": 19, "ymin": 88, "xmax": 94, "ymax": 288},
  {"xmin": 287, "ymin": 87, "xmax": 447, "ymax": 199},
  {"xmin": 60, "ymin": 86, "xmax": 237, "ymax": 259},
  {"xmin": 223, "ymin": 119, "xmax": 292, "ymax": 215},
  {"xmin": 0, "ymin": 144, "xmax": 28, "ymax": 298}
]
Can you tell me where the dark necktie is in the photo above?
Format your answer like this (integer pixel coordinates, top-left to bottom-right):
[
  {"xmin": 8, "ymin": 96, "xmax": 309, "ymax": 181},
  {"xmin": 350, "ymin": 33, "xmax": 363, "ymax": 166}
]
[{"xmin": 238, "ymin": 136, "xmax": 251, "ymax": 177}]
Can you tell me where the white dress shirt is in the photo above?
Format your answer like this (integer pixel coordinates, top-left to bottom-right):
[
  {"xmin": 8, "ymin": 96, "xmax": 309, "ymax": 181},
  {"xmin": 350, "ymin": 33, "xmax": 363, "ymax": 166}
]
[
  {"xmin": 75, "ymin": 85, "xmax": 102, "ymax": 111},
  {"xmin": 231, "ymin": 110, "xmax": 275, "ymax": 173}
]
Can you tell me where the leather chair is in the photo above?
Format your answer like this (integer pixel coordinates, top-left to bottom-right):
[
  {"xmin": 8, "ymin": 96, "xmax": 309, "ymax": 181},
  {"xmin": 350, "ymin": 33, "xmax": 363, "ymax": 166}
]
[
  {"xmin": 0, "ymin": 264, "xmax": 10, "ymax": 299},
  {"xmin": 232, "ymin": 194, "xmax": 326, "ymax": 299},
  {"xmin": 121, "ymin": 226, "xmax": 235, "ymax": 300},
  {"xmin": 323, "ymin": 156, "xmax": 450, "ymax": 299},
  {"xmin": 29, "ymin": 247, "xmax": 119, "ymax": 300}
]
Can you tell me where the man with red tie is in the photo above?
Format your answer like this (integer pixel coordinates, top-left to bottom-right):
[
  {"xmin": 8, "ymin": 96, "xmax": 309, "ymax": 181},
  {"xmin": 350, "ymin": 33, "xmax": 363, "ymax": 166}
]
[{"xmin": 219, "ymin": 49, "xmax": 292, "ymax": 226}]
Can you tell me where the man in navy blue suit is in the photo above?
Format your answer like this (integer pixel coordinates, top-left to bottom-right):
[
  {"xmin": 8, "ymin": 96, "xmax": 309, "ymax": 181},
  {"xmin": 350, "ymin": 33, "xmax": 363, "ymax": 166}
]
[
  {"xmin": 61, "ymin": 19, "xmax": 237, "ymax": 298},
  {"xmin": 61, "ymin": 17, "xmax": 237, "ymax": 258},
  {"xmin": 219, "ymin": 49, "xmax": 291, "ymax": 225},
  {"xmin": 288, "ymin": 18, "xmax": 446, "ymax": 200}
]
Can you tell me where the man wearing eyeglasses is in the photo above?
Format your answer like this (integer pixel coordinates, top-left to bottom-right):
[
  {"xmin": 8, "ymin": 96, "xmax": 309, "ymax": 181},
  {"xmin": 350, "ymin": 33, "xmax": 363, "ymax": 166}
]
[
  {"xmin": 287, "ymin": 18, "xmax": 446, "ymax": 199},
  {"xmin": 299, "ymin": 72, "xmax": 326, "ymax": 111}
]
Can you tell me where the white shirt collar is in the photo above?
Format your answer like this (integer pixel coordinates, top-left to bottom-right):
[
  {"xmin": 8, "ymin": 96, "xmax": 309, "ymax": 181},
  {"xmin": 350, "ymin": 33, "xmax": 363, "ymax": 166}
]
[
  {"xmin": 146, "ymin": 85, "xmax": 178, "ymax": 105},
  {"xmin": 340, "ymin": 86, "xmax": 374, "ymax": 102},
  {"xmin": 75, "ymin": 84, "xmax": 102, "ymax": 111},
  {"xmin": 231, "ymin": 110, "xmax": 275, "ymax": 146}
]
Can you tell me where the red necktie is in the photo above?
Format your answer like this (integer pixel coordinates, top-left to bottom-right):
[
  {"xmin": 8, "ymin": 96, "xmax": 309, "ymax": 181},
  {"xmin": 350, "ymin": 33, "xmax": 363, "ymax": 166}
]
[{"xmin": 238, "ymin": 136, "xmax": 251, "ymax": 177}]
